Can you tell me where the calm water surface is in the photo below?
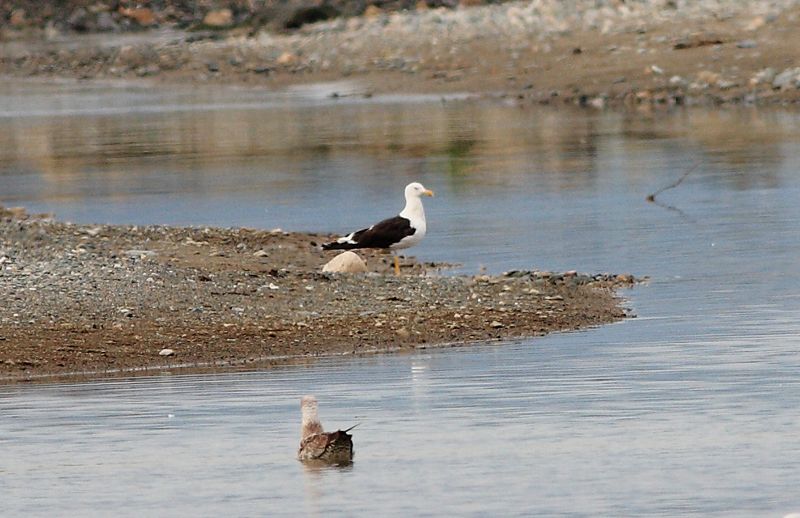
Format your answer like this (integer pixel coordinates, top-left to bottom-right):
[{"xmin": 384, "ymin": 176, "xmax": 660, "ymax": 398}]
[{"xmin": 2, "ymin": 80, "xmax": 800, "ymax": 516}]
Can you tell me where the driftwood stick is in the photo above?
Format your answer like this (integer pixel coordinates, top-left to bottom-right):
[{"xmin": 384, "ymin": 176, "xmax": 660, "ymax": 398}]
[{"xmin": 646, "ymin": 161, "xmax": 701, "ymax": 202}]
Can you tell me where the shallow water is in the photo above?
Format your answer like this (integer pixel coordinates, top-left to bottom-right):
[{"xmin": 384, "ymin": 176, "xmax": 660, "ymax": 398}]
[{"xmin": 2, "ymin": 80, "xmax": 800, "ymax": 516}]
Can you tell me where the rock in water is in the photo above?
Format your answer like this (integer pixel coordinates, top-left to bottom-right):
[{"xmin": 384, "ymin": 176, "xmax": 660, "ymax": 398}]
[{"xmin": 322, "ymin": 251, "xmax": 367, "ymax": 273}]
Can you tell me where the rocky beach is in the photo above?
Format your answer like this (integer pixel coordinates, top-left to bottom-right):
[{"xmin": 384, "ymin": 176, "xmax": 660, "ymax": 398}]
[
  {"xmin": 2, "ymin": 0, "xmax": 800, "ymax": 107},
  {"xmin": 0, "ymin": 207, "xmax": 637, "ymax": 381}
]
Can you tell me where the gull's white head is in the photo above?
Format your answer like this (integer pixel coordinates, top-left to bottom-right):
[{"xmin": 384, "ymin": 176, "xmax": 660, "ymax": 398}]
[{"xmin": 405, "ymin": 182, "xmax": 435, "ymax": 199}]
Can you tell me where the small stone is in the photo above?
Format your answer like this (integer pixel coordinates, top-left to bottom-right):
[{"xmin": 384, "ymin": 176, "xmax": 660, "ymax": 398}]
[
  {"xmin": 669, "ymin": 75, "xmax": 686, "ymax": 86},
  {"xmin": 277, "ymin": 52, "xmax": 297, "ymax": 66},
  {"xmin": 697, "ymin": 70, "xmax": 720, "ymax": 84},
  {"xmin": 159, "ymin": 348, "xmax": 175, "ymax": 357},
  {"xmin": 363, "ymin": 5, "xmax": 383, "ymax": 17},
  {"xmin": 750, "ymin": 67, "xmax": 776, "ymax": 85},
  {"xmin": 268, "ymin": 283, "xmax": 280, "ymax": 290},
  {"xmin": 253, "ymin": 250, "xmax": 268, "ymax": 257},
  {"xmin": 124, "ymin": 250, "xmax": 156, "ymax": 258},
  {"xmin": 773, "ymin": 67, "xmax": 800, "ymax": 90},
  {"xmin": 649, "ymin": 64, "xmax": 664, "ymax": 75},
  {"xmin": 203, "ymin": 9, "xmax": 233, "ymax": 28},
  {"xmin": 83, "ymin": 226, "xmax": 103, "ymax": 237},
  {"xmin": 322, "ymin": 251, "xmax": 367, "ymax": 274},
  {"xmin": 490, "ymin": 321, "xmax": 504, "ymax": 328},
  {"xmin": 588, "ymin": 97, "xmax": 605, "ymax": 109},
  {"xmin": 736, "ymin": 40, "xmax": 757, "ymax": 49},
  {"xmin": 10, "ymin": 9, "xmax": 27, "ymax": 27},
  {"xmin": 119, "ymin": 7, "xmax": 156, "ymax": 27}
]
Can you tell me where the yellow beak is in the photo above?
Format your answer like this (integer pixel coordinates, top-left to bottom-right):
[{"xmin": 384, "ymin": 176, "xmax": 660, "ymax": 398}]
[{"xmin": 424, "ymin": 189, "xmax": 435, "ymax": 197}]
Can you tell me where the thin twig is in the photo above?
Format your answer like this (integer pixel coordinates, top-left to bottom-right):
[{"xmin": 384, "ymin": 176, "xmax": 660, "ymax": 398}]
[{"xmin": 646, "ymin": 161, "xmax": 701, "ymax": 202}]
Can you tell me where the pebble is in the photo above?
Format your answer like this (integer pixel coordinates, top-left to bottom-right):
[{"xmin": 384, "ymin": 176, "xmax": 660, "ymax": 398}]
[
  {"xmin": 696, "ymin": 70, "xmax": 721, "ymax": 85},
  {"xmin": 119, "ymin": 7, "xmax": 156, "ymax": 27},
  {"xmin": 490, "ymin": 320, "xmax": 504, "ymax": 328},
  {"xmin": 669, "ymin": 75, "xmax": 686, "ymax": 86},
  {"xmin": 750, "ymin": 67, "xmax": 776, "ymax": 85},
  {"xmin": 773, "ymin": 68, "xmax": 800, "ymax": 90},
  {"xmin": 159, "ymin": 348, "xmax": 175, "ymax": 356},
  {"xmin": 124, "ymin": 250, "xmax": 156, "ymax": 258},
  {"xmin": 203, "ymin": 9, "xmax": 233, "ymax": 28}
]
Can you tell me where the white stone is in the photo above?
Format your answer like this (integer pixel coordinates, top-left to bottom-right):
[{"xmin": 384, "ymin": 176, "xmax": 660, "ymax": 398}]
[
  {"xmin": 124, "ymin": 249, "xmax": 156, "ymax": 258},
  {"xmin": 159, "ymin": 348, "xmax": 175, "ymax": 357},
  {"xmin": 773, "ymin": 67, "xmax": 800, "ymax": 90},
  {"xmin": 322, "ymin": 251, "xmax": 368, "ymax": 273},
  {"xmin": 750, "ymin": 67, "xmax": 776, "ymax": 85}
]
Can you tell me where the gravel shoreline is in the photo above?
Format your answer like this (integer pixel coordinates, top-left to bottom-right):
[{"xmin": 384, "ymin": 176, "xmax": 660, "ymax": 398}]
[
  {"xmin": 2, "ymin": 0, "xmax": 800, "ymax": 107},
  {"xmin": 1, "ymin": 206, "xmax": 638, "ymax": 383}
]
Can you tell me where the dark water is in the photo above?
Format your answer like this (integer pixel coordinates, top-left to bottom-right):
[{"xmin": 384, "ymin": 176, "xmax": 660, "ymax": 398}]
[{"xmin": 2, "ymin": 80, "xmax": 800, "ymax": 516}]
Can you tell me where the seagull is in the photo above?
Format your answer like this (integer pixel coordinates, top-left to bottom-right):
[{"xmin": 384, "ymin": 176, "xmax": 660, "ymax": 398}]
[
  {"xmin": 322, "ymin": 182, "xmax": 435, "ymax": 274},
  {"xmin": 297, "ymin": 395, "xmax": 356, "ymax": 465}
]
